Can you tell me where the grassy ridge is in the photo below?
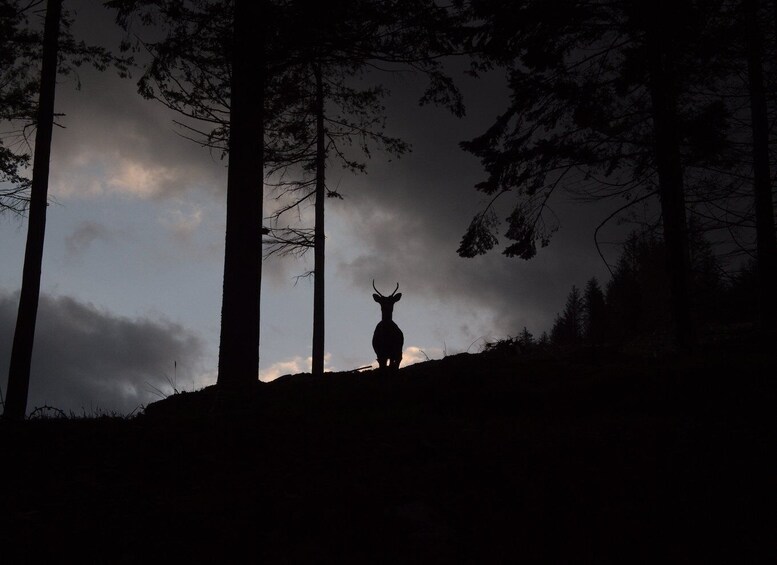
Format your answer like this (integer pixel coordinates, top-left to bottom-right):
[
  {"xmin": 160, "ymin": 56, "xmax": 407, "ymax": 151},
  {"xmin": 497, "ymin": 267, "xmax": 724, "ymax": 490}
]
[{"xmin": 1, "ymin": 344, "xmax": 772, "ymax": 563}]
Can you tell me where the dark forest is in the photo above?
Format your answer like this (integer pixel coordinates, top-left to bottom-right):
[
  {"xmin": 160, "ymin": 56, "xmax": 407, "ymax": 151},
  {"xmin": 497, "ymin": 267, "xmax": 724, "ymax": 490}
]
[{"xmin": 1, "ymin": 0, "xmax": 775, "ymax": 562}]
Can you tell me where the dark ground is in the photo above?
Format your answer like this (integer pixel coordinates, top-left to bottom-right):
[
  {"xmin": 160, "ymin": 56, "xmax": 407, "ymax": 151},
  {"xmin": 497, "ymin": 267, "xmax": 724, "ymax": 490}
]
[{"xmin": 1, "ymin": 341, "xmax": 773, "ymax": 563}]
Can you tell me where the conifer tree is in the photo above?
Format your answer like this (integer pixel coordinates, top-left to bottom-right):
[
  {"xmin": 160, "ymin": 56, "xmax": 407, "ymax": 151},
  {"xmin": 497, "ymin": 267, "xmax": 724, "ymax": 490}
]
[
  {"xmin": 517, "ymin": 326, "xmax": 534, "ymax": 349},
  {"xmin": 3, "ymin": 0, "xmax": 62, "ymax": 421},
  {"xmin": 3, "ymin": 0, "xmax": 127, "ymax": 419},
  {"xmin": 582, "ymin": 277, "xmax": 607, "ymax": 344},
  {"xmin": 742, "ymin": 0, "xmax": 777, "ymax": 341},
  {"xmin": 551, "ymin": 285, "xmax": 583, "ymax": 346}
]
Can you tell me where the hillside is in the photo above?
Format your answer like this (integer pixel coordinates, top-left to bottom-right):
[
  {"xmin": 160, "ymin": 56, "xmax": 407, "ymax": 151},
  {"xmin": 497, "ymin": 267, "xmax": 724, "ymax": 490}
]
[{"xmin": 1, "ymin": 343, "xmax": 773, "ymax": 563}]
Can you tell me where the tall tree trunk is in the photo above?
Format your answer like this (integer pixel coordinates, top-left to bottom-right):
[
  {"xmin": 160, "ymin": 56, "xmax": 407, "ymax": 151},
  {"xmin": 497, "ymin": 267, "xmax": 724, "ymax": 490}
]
[
  {"xmin": 217, "ymin": 0, "xmax": 264, "ymax": 387},
  {"xmin": 3, "ymin": 0, "xmax": 62, "ymax": 421},
  {"xmin": 747, "ymin": 0, "xmax": 777, "ymax": 341},
  {"xmin": 645, "ymin": 2, "xmax": 696, "ymax": 351},
  {"xmin": 311, "ymin": 64, "xmax": 326, "ymax": 377}
]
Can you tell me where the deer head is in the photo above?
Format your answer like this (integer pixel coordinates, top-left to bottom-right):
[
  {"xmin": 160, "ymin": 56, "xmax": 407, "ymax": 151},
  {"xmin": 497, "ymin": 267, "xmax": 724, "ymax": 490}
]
[{"xmin": 373, "ymin": 280, "xmax": 402, "ymax": 321}]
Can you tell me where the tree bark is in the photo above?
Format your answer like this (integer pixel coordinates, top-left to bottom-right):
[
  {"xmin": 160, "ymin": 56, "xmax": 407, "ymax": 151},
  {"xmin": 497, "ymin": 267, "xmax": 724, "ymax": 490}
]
[
  {"xmin": 217, "ymin": 0, "xmax": 264, "ymax": 387},
  {"xmin": 311, "ymin": 64, "xmax": 326, "ymax": 377},
  {"xmin": 746, "ymin": 0, "xmax": 777, "ymax": 341},
  {"xmin": 4, "ymin": 0, "xmax": 62, "ymax": 421},
  {"xmin": 645, "ymin": 1, "xmax": 696, "ymax": 351}
]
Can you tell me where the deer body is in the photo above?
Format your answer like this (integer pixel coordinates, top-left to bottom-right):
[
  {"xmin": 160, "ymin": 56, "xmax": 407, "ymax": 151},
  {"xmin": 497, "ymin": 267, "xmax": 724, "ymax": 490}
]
[{"xmin": 372, "ymin": 281, "xmax": 404, "ymax": 370}]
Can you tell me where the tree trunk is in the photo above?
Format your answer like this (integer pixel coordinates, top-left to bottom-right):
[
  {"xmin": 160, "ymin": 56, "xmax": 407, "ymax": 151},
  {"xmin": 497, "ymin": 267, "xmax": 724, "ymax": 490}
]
[
  {"xmin": 3, "ymin": 0, "xmax": 62, "ymax": 421},
  {"xmin": 645, "ymin": 2, "xmax": 696, "ymax": 351},
  {"xmin": 311, "ymin": 64, "xmax": 326, "ymax": 377},
  {"xmin": 747, "ymin": 0, "xmax": 777, "ymax": 341},
  {"xmin": 217, "ymin": 0, "xmax": 264, "ymax": 387}
]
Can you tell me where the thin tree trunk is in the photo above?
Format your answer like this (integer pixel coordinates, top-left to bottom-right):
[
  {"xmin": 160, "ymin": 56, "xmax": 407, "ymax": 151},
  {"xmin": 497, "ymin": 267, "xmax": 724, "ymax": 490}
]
[
  {"xmin": 747, "ymin": 0, "xmax": 777, "ymax": 341},
  {"xmin": 311, "ymin": 64, "xmax": 326, "ymax": 377},
  {"xmin": 4, "ymin": 0, "xmax": 62, "ymax": 421},
  {"xmin": 645, "ymin": 2, "xmax": 696, "ymax": 351},
  {"xmin": 217, "ymin": 0, "xmax": 264, "ymax": 387}
]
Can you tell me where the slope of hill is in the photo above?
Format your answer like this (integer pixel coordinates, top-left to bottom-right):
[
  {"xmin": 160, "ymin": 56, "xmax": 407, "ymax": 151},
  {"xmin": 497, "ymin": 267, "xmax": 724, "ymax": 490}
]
[{"xmin": 1, "ymin": 344, "xmax": 772, "ymax": 563}]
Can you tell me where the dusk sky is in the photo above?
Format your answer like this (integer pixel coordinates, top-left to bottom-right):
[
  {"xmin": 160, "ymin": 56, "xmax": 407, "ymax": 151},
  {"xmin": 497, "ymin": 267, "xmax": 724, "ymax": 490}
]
[{"xmin": 1, "ymin": 0, "xmax": 619, "ymax": 415}]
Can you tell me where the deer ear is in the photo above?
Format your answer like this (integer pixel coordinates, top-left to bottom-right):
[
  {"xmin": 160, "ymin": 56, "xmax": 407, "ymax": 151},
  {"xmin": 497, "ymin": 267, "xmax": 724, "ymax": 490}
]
[
  {"xmin": 393, "ymin": 293, "xmax": 402, "ymax": 302},
  {"xmin": 373, "ymin": 294, "xmax": 381, "ymax": 302}
]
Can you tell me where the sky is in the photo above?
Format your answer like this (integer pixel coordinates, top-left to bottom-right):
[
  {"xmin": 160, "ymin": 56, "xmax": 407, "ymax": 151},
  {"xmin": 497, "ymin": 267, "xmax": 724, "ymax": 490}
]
[{"xmin": 0, "ymin": 1, "xmax": 618, "ymax": 416}]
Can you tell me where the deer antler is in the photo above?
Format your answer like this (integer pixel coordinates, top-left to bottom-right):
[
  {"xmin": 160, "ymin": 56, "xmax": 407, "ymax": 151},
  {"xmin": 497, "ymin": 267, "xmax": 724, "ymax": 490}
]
[{"xmin": 373, "ymin": 280, "xmax": 400, "ymax": 297}]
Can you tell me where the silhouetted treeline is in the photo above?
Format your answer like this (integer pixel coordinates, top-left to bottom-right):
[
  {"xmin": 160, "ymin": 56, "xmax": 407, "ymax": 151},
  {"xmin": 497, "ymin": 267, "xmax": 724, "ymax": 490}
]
[
  {"xmin": 458, "ymin": 0, "xmax": 777, "ymax": 349},
  {"xmin": 545, "ymin": 228, "xmax": 758, "ymax": 350},
  {"xmin": 490, "ymin": 225, "xmax": 760, "ymax": 354}
]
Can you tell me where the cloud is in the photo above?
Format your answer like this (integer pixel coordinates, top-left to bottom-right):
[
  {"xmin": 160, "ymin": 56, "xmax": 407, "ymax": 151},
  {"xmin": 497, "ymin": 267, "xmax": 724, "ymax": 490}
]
[
  {"xmin": 259, "ymin": 357, "xmax": 308, "ymax": 382},
  {"xmin": 332, "ymin": 144, "xmax": 615, "ymax": 338},
  {"xmin": 258, "ymin": 347, "xmax": 440, "ymax": 380},
  {"xmin": 48, "ymin": 50, "xmax": 228, "ymax": 203},
  {"xmin": 52, "ymin": 151, "xmax": 221, "ymax": 201},
  {"xmin": 0, "ymin": 291, "xmax": 206, "ymax": 416},
  {"xmin": 402, "ymin": 345, "xmax": 444, "ymax": 366},
  {"xmin": 259, "ymin": 353, "xmax": 333, "ymax": 382},
  {"xmin": 158, "ymin": 203, "xmax": 204, "ymax": 242},
  {"xmin": 311, "ymin": 66, "xmax": 621, "ymax": 341},
  {"xmin": 106, "ymin": 158, "xmax": 192, "ymax": 199},
  {"xmin": 65, "ymin": 221, "xmax": 115, "ymax": 257}
]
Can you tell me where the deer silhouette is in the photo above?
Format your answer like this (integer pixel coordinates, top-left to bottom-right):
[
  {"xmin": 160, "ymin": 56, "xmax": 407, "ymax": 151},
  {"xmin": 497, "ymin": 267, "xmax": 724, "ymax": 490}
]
[{"xmin": 372, "ymin": 280, "xmax": 404, "ymax": 370}]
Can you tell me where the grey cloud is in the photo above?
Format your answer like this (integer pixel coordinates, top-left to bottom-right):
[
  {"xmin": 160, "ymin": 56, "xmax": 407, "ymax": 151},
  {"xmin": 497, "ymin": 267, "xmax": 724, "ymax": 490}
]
[
  {"xmin": 0, "ymin": 292, "xmax": 205, "ymax": 416},
  {"xmin": 330, "ymin": 70, "xmax": 616, "ymax": 337},
  {"xmin": 49, "ymin": 2, "xmax": 228, "ymax": 203},
  {"xmin": 50, "ymin": 69, "xmax": 228, "ymax": 202},
  {"xmin": 337, "ymin": 182, "xmax": 614, "ymax": 337},
  {"xmin": 65, "ymin": 220, "xmax": 114, "ymax": 257}
]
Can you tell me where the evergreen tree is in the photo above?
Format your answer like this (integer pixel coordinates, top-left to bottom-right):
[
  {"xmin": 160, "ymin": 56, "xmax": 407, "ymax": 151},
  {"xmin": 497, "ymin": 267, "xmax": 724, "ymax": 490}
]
[
  {"xmin": 111, "ymin": 0, "xmax": 272, "ymax": 386},
  {"xmin": 582, "ymin": 277, "xmax": 607, "ymax": 344},
  {"xmin": 517, "ymin": 326, "xmax": 534, "ymax": 349},
  {"xmin": 551, "ymin": 285, "xmax": 583, "ymax": 346},
  {"xmin": 550, "ymin": 314, "xmax": 564, "ymax": 346},
  {"xmin": 719, "ymin": 259, "xmax": 758, "ymax": 326},
  {"xmin": 3, "ymin": 0, "xmax": 62, "ymax": 421},
  {"xmin": 687, "ymin": 217, "xmax": 725, "ymax": 328},
  {"xmin": 564, "ymin": 285, "xmax": 583, "ymax": 344},
  {"xmin": 216, "ymin": 0, "xmax": 264, "ymax": 387},
  {"xmin": 742, "ymin": 0, "xmax": 777, "ymax": 341},
  {"xmin": 4, "ymin": 0, "xmax": 128, "ymax": 420},
  {"xmin": 604, "ymin": 226, "xmax": 723, "ymax": 342},
  {"xmin": 605, "ymin": 232, "xmax": 670, "ymax": 341}
]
